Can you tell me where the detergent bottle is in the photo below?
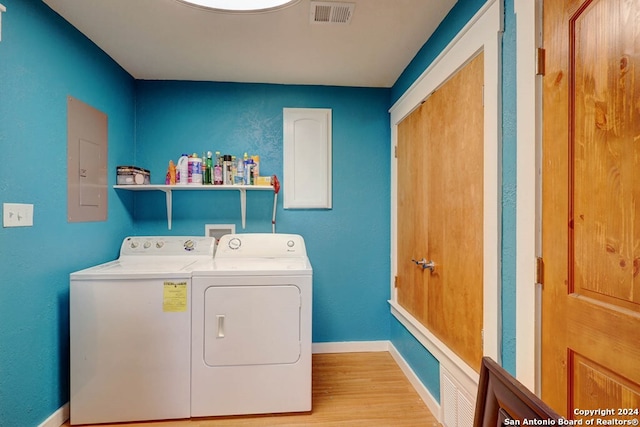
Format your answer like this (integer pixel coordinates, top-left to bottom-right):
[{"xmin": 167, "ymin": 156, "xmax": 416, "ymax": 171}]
[
  {"xmin": 188, "ymin": 152, "xmax": 203, "ymax": 185},
  {"xmin": 177, "ymin": 154, "xmax": 189, "ymax": 185},
  {"xmin": 168, "ymin": 160, "xmax": 176, "ymax": 185}
]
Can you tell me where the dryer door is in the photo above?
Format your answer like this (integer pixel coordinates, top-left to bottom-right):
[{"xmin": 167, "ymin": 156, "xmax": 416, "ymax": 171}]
[{"xmin": 204, "ymin": 285, "xmax": 301, "ymax": 366}]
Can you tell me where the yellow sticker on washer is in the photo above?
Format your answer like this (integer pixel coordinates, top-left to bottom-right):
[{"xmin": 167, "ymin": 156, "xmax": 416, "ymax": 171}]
[{"xmin": 163, "ymin": 282, "xmax": 187, "ymax": 312}]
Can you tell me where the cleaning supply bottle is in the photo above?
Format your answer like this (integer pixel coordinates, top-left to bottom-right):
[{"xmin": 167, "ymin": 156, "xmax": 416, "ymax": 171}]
[
  {"xmin": 202, "ymin": 152, "xmax": 210, "ymax": 185},
  {"xmin": 177, "ymin": 154, "xmax": 189, "ymax": 185},
  {"xmin": 235, "ymin": 156, "xmax": 245, "ymax": 185},
  {"xmin": 213, "ymin": 151, "xmax": 223, "ymax": 185},
  {"xmin": 223, "ymin": 155, "xmax": 233, "ymax": 185},
  {"xmin": 230, "ymin": 156, "xmax": 237, "ymax": 185},
  {"xmin": 204, "ymin": 151, "xmax": 213, "ymax": 184},
  {"xmin": 251, "ymin": 155, "xmax": 260, "ymax": 183},
  {"xmin": 244, "ymin": 156, "xmax": 254, "ymax": 185},
  {"xmin": 168, "ymin": 160, "xmax": 176, "ymax": 185},
  {"xmin": 188, "ymin": 152, "xmax": 203, "ymax": 185},
  {"xmin": 242, "ymin": 152, "xmax": 249, "ymax": 185}
]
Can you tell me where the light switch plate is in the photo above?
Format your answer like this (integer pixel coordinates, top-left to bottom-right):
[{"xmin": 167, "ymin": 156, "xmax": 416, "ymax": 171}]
[{"xmin": 3, "ymin": 203, "xmax": 34, "ymax": 227}]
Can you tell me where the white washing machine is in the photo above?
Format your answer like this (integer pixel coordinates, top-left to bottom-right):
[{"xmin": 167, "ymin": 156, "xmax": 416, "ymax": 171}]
[
  {"xmin": 191, "ymin": 233, "xmax": 313, "ymax": 417},
  {"xmin": 69, "ymin": 236, "xmax": 215, "ymax": 425}
]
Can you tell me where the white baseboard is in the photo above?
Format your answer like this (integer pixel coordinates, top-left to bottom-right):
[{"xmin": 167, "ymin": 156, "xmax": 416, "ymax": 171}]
[
  {"xmin": 38, "ymin": 402, "xmax": 69, "ymax": 427},
  {"xmin": 312, "ymin": 340, "xmax": 391, "ymax": 353},
  {"xmin": 388, "ymin": 343, "xmax": 441, "ymax": 421},
  {"xmin": 44, "ymin": 341, "xmax": 440, "ymax": 427}
]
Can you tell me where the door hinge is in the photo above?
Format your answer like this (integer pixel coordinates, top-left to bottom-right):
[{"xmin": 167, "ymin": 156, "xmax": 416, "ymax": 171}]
[
  {"xmin": 536, "ymin": 257, "xmax": 544, "ymax": 287},
  {"xmin": 394, "ymin": 275, "xmax": 398, "ymax": 288},
  {"xmin": 536, "ymin": 47, "xmax": 546, "ymax": 76},
  {"xmin": 394, "ymin": 146, "xmax": 398, "ymax": 158}
]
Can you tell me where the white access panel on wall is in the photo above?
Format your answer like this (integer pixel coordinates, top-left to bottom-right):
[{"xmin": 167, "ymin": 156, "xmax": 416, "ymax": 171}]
[
  {"xmin": 0, "ymin": 4, "xmax": 6, "ymax": 42},
  {"xmin": 283, "ymin": 108, "xmax": 332, "ymax": 209}
]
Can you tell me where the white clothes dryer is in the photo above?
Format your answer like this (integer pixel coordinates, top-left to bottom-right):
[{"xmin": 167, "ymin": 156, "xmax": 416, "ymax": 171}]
[
  {"xmin": 69, "ymin": 236, "xmax": 215, "ymax": 425},
  {"xmin": 191, "ymin": 233, "xmax": 313, "ymax": 417}
]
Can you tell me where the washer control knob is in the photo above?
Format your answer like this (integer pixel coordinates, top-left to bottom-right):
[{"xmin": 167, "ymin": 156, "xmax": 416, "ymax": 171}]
[
  {"xmin": 228, "ymin": 237, "xmax": 242, "ymax": 250},
  {"xmin": 184, "ymin": 240, "xmax": 195, "ymax": 251},
  {"xmin": 287, "ymin": 240, "xmax": 295, "ymax": 248},
  {"xmin": 156, "ymin": 240, "xmax": 164, "ymax": 249},
  {"xmin": 130, "ymin": 240, "xmax": 139, "ymax": 249},
  {"xmin": 143, "ymin": 241, "xmax": 151, "ymax": 249}
]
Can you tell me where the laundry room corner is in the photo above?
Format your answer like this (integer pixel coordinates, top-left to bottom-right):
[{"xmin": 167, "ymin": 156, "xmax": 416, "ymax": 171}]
[{"xmin": 131, "ymin": 81, "xmax": 393, "ymax": 346}]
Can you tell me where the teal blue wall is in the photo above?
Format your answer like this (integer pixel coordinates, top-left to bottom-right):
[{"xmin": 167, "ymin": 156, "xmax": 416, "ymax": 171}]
[
  {"xmin": 131, "ymin": 80, "xmax": 392, "ymax": 343},
  {"xmin": 0, "ymin": 0, "xmax": 520, "ymax": 425},
  {"xmin": 391, "ymin": 320, "xmax": 441, "ymax": 402},
  {"xmin": 389, "ymin": 0, "xmax": 518, "ymax": 402},
  {"xmin": 0, "ymin": 1, "xmax": 136, "ymax": 425},
  {"xmin": 501, "ymin": 0, "xmax": 517, "ymax": 376}
]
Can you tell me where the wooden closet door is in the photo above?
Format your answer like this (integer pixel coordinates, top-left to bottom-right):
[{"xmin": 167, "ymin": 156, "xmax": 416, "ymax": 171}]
[
  {"xmin": 541, "ymin": 0, "xmax": 640, "ymax": 417},
  {"xmin": 397, "ymin": 52, "xmax": 484, "ymax": 371}
]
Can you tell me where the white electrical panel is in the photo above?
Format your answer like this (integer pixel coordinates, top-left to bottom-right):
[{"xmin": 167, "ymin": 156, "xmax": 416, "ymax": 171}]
[
  {"xmin": 67, "ymin": 96, "xmax": 108, "ymax": 223},
  {"xmin": 0, "ymin": 4, "xmax": 5, "ymax": 42}
]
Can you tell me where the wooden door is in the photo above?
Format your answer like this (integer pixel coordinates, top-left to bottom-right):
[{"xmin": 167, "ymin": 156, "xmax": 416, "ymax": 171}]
[
  {"xmin": 542, "ymin": 0, "xmax": 640, "ymax": 418},
  {"xmin": 397, "ymin": 53, "xmax": 484, "ymax": 372}
]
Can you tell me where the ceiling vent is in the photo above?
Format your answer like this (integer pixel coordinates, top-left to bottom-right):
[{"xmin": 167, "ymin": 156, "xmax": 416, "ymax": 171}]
[{"xmin": 310, "ymin": 1, "xmax": 355, "ymax": 24}]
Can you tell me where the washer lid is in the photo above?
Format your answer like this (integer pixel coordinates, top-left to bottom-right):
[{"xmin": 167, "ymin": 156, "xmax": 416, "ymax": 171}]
[{"xmin": 70, "ymin": 257, "xmax": 204, "ymax": 280}]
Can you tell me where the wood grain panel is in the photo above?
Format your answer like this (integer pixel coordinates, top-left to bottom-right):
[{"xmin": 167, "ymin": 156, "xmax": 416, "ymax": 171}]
[
  {"xmin": 542, "ymin": 0, "xmax": 640, "ymax": 417},
  {"xmin": 424, "ymin": 52, "xmax": 485, "ymax": 372},
  {"xmin": 397, "ymin": 52, "xmax": 484, "ymax": 372},
  {"xmin": 541, "ymin": 0, "xmax": 573, "ymax": 414},
  {"xmin": 397, "ymin": 103, "xmax": 430, "ymax": 321},
  {"xmin": 572, "ymin": 353, "xmax": 640, "ymax": 422},
  {"xmin": 571, "ymin": 0, "xmax": 640, "ymax": 310}
]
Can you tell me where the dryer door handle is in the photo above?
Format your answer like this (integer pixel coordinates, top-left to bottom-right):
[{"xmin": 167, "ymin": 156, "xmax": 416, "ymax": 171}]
[{"xmin": 216, "ymin": 315, "xmax": 225, "ymax": 338}]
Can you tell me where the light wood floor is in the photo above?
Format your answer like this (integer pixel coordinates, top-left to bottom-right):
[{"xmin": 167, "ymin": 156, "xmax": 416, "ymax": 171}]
[{"xmin": 64, "ymin": 352, "xmax": 439, "ymax": 427}]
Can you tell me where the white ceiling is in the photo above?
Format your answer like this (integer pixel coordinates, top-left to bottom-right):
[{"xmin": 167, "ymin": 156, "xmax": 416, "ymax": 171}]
[{"xmin": 42, "ymin": 0, "xmax": 457, "ymax": 88}]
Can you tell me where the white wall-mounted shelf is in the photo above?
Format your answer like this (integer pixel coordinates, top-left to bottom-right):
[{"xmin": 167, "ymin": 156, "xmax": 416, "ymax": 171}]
[{"xmin": 114, "ymin": 184, "xmax": 275, "ymax": 230}]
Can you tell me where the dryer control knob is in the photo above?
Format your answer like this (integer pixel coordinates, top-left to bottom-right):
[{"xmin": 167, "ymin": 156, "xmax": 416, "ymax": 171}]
[
  {"xmin": 143, "ymin": 241, "xmax": 151, "ymax": 249},
  {"xmin": 287, "ymin": 240, "xmax": 295, "ymax": 248},
  {"xmin": 228, "ymin": 237, "xmax": 241, "ymax": 250}
]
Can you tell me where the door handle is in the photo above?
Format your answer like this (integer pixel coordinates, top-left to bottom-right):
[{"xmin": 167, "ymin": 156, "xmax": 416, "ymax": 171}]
[
  {"xmin": 216, "ymin": 314, "xmax": 225, "ymax": 338},
  {"xmin": 411, "ymin": 258, "xmax": 435, "ymax": 271}
]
